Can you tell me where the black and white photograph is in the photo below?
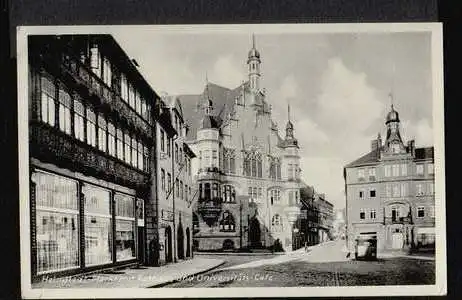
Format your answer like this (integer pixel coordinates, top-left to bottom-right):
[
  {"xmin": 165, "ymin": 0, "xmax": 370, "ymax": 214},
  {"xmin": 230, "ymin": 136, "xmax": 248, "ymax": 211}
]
[{"xmin": 17, "ymin": 23, "xmax": 446, "ymax": 298}]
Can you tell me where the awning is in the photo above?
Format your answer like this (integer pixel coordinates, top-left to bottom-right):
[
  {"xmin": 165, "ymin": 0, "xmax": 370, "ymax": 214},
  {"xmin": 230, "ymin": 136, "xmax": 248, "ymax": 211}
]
[{"xmin": 417, "ymin": 227, "xmax": 435, "ymax": 234}]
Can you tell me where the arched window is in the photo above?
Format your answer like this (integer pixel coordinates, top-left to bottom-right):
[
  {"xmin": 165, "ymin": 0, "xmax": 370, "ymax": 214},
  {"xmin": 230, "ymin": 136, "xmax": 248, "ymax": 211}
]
[
  {"xmin": 223, "ymin": 148, "xmax": 236, "ymax": 174},
  {"xmin": 222, "ymin": 185, "xmax": 236, "ymax": 203},
  {"xmin": 269, "ymin": 157, "xmax": 281, "ymax": 180},
  {"xmin": 243, "ymin": 151, "xmax": 262, "ymax": 178},
  {"xmin": 220, "ymin": 211, "xmax": 235, "ymax": 232},
  {"xmin": 271, "ymin": 214, "xmax": 283, "ymax": 232}
]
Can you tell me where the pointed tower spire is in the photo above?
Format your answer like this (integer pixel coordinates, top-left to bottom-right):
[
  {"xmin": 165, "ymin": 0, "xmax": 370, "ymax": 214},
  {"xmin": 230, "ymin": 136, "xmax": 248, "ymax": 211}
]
[
  {"xmin": 203, "ymin": 72, "xmax": 213, "ymax": 116},
  {"xmin": 247, "ymin": 33, "xmax": 261, "ymax": 92},
  {"xmin": 285, "ymin": 102, "xmax": 294, "ymax": 139},
  {"xmin": 388, "ymin": 92, "xmax": 394, "ymax": 110},
  {"xmin": 288, "ymin": 102, "xmax": 291, "ymax": 122}
]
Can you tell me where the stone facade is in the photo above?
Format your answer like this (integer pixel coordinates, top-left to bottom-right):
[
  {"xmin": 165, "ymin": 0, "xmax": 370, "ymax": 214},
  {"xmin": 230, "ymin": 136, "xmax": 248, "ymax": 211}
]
[
  {"xmin": 185, "ymin": 36, "xmax": 305, "ymax": 252},
  {"xmin": 344, "ymin": 104, "xmax": 435, "ymax": 254}
]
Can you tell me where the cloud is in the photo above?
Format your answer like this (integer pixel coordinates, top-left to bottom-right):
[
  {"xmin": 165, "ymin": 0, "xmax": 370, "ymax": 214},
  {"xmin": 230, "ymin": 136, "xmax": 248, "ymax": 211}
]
[
  {"xmin": 209, "ymin": 54, "xmax": 245, "ymax": 89},
  {"xmin": 300, "ymin": 157, "xmax": 346, "ymax": 209},
  {"xmin": 315, "ymin": 57, "xmax": 386, "ymax": 135},
  {"xmin": 401, "ymin": 118, "xmax": 434, "ymax": 147}
]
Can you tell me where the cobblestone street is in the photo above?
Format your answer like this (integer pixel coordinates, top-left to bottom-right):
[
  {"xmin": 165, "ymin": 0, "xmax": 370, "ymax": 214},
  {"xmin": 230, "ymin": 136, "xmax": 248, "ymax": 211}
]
[
  {"xmin": 164, "ymin": 241, "xmax": 435, "ymax": 288},
  {"xmin": 165, "ymin": 256, "xmax": 435, "ymax": 288}
]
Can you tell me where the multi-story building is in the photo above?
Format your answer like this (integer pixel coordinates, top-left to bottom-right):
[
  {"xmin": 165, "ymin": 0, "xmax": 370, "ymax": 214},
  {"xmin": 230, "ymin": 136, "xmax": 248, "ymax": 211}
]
[
  {"xmin": 299, "ymin": 184, "xmax": 320, "ymax": 246},
  {"xmin": 28, "ymin": 35, "xmax": 157, "ymax": 281},
  {"xmin": 344, "ymin": 104, "xmax": 435, "ymax": 254},
  {"xmin": 315, "ymin": 193, "xmax": 334, "ymax": 242},
  {"xmin": 183, "ymin": 36, "xmax": 305, "ymax": 252},
  {"xmin": 155, "ymin": 95, "xmax": 195, "ymax": 264},
  {"xmin": 26, "ymin": 34, "xmax": 197, "ymax": 282}
]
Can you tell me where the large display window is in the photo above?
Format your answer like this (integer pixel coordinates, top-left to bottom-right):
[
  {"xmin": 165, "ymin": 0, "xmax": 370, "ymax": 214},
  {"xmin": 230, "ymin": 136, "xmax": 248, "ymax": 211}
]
[
  {"xmin": 83, "ymin": 184, "xmax": 112, "ymax": 266},
  {"xmin": 34, "ymin": 171, "xmax": 79, "ymax": 274},
  {"xmin": 115, "ymin": 193, "xmax": 136, "ymax": 261}
]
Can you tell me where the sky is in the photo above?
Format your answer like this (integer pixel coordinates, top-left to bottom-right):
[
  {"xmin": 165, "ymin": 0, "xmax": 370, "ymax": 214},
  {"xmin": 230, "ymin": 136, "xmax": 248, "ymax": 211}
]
[{"xmin": 111, "ymin": 27, "xmax": 434, "ymax": 210}]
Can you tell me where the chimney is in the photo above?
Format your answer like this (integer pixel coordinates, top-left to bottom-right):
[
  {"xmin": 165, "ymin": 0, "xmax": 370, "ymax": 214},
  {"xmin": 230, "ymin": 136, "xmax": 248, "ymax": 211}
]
[
  {"xmin": 371, "ymin": 139, "xmax": 378, "ymax": 152},
  {"xmin": 407, "ymin": 140, "xmax": 415, "ymax": 157}
]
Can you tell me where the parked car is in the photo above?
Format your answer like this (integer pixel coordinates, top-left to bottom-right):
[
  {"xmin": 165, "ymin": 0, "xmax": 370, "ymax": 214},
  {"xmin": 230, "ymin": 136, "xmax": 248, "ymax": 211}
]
[{"xmin": 354, "ymin": 235, "xmax": 377, "ymax": 260}]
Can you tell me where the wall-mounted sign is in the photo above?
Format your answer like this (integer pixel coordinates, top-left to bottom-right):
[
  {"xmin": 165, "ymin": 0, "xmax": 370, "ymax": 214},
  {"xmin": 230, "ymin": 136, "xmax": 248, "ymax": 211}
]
[{"xmin": 136, "ymin": 199, "xmax": 144, "ymax": 227}]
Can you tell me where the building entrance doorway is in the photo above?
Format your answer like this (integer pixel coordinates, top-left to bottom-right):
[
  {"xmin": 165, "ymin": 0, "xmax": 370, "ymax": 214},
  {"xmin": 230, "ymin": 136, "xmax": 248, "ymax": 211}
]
[
  {"xmin": 249, "ymin": 217, "xmax": 261, "ymax": 248},
  {"xmin": 177, "ymin": 224, "xmax": 184, "ymax": 259},
  {"xmin": 186, "ymin": 228, "xmax": 191, "ymax": 258},
  {"xmin": 137, "ymin": 227, "xmax": 145, "ymax": 264},
  {"xmin": 165, "ymin": 226, "xmax": 173, "ymax": 263},
  {"xmin": 392, "ymin": 231, "xmax": 404, "ymax": 249}
]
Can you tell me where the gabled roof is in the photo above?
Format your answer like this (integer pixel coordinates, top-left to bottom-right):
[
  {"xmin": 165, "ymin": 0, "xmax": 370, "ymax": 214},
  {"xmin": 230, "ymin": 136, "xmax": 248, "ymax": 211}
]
[
  {"xmin": 177, "ymin": 81, "xmax": 248, "ymax": 140},
  {"xmin": 344, "ymin": 149, "xmax": 380, "ymax": 168},
  {"xmin": 345, "ymin": 146, "xmax": 435, "ymax": 168}
]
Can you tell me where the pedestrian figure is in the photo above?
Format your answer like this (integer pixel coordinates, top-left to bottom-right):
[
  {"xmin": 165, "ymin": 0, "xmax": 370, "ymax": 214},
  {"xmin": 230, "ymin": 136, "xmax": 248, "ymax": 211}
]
[{"xmin": 304, "ymin": 241, "xmax": 308, "ymax": 252}]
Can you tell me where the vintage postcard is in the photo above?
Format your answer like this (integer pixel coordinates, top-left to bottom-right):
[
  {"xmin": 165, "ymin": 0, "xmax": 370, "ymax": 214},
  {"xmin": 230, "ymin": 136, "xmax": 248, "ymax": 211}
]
[{"xmin": 17, "ymin": 23, "xmax": 446, "ymax": 298}]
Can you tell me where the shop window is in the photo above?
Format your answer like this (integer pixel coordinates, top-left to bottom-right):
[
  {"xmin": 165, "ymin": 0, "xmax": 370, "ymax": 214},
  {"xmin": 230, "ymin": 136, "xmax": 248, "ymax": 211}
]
[
  {"xmin": 34, "ymin": 171, "xmax": 79, "ymax": 274},
  {"xmin": 115, "ymin": 193, "xmax": 136, "ymax": 261},
  {"xmin": 83, "ymin": 184, "xmax": 112, "ymax": 266},
  {"xmin": 40, "ymin": 76, "xmax": 56, "ymax": 126}
]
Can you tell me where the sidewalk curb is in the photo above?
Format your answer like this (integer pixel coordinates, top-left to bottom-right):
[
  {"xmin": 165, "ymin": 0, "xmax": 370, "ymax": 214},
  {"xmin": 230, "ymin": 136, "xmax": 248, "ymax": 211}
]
[
  {"xmin": 194, "ymin": 252, "xmax": 284, "ymax": 256},
  {"xmin": 146, "ymin": 260, "xmax": 226, "ymax": 288}
]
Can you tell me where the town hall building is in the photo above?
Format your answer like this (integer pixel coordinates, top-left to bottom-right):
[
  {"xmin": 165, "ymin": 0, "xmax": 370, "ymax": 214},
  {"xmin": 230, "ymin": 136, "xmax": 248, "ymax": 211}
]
[{"xmin": 181, "ymin": 36, "xmax": 306, "ymax": 252}]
